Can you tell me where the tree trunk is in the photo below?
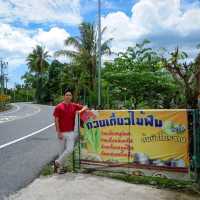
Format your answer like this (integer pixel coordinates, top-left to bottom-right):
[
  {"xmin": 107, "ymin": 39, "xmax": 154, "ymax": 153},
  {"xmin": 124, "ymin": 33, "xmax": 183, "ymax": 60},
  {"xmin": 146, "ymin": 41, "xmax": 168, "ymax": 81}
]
[
  {"xmin": 73, "ymin": 79, "xmax": 79, "ymax": 102},
  {"xmin": 185, "ymin": 85, "xmax": 197, "ymax": 108}
]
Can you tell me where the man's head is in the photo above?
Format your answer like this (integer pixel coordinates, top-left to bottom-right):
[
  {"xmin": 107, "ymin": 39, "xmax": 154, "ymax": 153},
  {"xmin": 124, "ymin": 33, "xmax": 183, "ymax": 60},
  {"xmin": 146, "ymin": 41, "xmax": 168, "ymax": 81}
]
[{"xmin": 64, "ymin": 88, "xmax": 73, "ymax": 103}]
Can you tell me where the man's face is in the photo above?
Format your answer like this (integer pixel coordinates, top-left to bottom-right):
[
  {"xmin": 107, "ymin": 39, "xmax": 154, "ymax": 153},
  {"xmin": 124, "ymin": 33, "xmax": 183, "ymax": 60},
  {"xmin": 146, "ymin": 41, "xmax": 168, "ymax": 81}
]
[{"xmin": 64, "ymin": 92, "xmax": 72, "ymax": 102}]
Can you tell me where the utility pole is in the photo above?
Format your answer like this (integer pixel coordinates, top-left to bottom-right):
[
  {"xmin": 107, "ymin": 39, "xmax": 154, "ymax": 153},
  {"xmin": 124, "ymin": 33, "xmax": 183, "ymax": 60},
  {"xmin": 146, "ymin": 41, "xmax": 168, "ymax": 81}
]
[
  {"xmin": 5, "ymin": 77, "xmax": 8, "ymax": 94},
  {"xmin": 13, "ymin": 83, "xmax": 16, "ymax": 103},
  {"xmin": 0, "ymin": 60, "xmax": 4, "ymax": 95},
  {"xmin": 26, "ymin": 86, "xmax": 29, "ymax": 102},
  {"xmin": 97, "ymin": 0, "xmax": 102, "ymax": 107},
  {"xmin": 0, "ymin": 60, "xmax": 8, "ymax": 95},
  {"xmin": 14, "ymin": 89, "xmax": 15, "ymax": 102}
]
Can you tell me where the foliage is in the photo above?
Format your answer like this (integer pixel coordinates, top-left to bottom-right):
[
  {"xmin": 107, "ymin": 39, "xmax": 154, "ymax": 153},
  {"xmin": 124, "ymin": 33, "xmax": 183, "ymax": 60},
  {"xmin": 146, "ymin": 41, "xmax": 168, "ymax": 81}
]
[
  {"xmin": 40, "ymin": 164, "xmax": 54, "ymax": 176},
  {"xmin": 7, "ymin": 85, "xmax": 34, "ymax": 103},
  {"xmin": 20, "ymin": 22, "xmax": 200, "ymax": 109},
  {"xmin": 55, "ymin": 22, "xmax": 112, "ymax": 106},
  {"xmin": 162, "ymin": 48, "xmax": 200, "ymax": 108},
  {"xmin": 0, "ymin": 94, "xmax": 11, "ymax": 111},
  {"xmin": 103, "ymin": 41, "xmax": 183, "ymax": 109},
  {"xmin": 92, "ymin": 171, "xmax": 197, "ymax": 193},
  {"xmin": 26, "ymin": 45, "xmax": 50, "ymax": 103}
]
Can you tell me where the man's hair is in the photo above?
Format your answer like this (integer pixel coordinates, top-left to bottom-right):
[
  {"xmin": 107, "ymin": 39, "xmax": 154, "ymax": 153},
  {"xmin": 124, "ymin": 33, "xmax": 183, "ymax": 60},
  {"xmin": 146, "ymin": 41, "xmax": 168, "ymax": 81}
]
[{"xmin": 64, "ymin": 88, "xmax": 73, "ymax": 95}]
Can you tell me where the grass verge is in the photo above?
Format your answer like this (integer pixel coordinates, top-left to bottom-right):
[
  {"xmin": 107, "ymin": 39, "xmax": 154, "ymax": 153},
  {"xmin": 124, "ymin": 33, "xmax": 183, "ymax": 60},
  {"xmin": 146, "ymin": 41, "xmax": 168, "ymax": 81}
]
[
  {"xmin": 0, "ymin": 103, "xmax": 12, "ymax": 112},
  {"xmin": 90, "ymin": 170, "xmax": 200, "ymax": 196},
  {"xmin": 40, "ymin": 154, "xmax": 75, "ymax": 176}
]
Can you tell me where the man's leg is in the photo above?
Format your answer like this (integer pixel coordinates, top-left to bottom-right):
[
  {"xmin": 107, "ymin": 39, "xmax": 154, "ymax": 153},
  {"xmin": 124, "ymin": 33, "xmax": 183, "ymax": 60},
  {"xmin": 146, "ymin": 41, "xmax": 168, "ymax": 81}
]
[
  {"xmin": 58, "ymin": 136, "xmax": 66, "ymax": 156},
  {"xmin": 54, "ymin": 134, "xmax": 66, "ymax": 172},
  {"xmin": 55, "ymin": 132, "xmax": 76, "ymax": 167}
]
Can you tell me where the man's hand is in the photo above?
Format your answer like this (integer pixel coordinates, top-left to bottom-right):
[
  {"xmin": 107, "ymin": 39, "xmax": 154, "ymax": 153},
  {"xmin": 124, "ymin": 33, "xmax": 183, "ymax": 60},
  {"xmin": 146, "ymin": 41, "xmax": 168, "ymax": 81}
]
[
  {"xmin": 57, "ymin": 132, "xmax": 63, "ymax": 140},
  {"xmin": 78, "ymin": 106, "xmax": 88, "ymax": 114}
]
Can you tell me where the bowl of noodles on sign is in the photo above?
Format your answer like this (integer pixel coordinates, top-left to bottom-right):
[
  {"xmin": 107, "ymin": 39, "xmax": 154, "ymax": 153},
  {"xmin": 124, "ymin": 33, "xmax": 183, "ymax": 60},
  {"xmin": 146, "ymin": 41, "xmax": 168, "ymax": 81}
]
[{"xmin": 163, "ymin": 121, "xmax": 186, "ymax": 135}]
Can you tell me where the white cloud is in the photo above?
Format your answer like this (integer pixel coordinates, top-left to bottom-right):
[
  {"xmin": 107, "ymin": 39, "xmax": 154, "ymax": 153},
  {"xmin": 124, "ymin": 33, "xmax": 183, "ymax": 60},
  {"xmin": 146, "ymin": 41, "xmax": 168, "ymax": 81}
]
[
  {"xmin": 0, "ymin": 23, "xmax": 36, "ymax": 56},
  {"xmin": 177, "ymin": 8, "xmax": 200, "ymax": 35},
  {"xmin": 34, "ymin": 27, "xmax": 70, "ymax": 55},
  {"xmin": 131, "ymin": 0, "xmax": 181, "ymax": 33},
  {"xmin": 0, "ymin": 23, "xmax": 70, "ymax": 74},
  {"xmin": 102, "ymin": 0, "xmax": 200, "ymax": 53},
  {"xmin": 102, "ymin": 11, "xmax": 145, "ymax": 52},
  {"xmin": 0, "ymin": 0, "xmax": 82, "ymax": 25}
]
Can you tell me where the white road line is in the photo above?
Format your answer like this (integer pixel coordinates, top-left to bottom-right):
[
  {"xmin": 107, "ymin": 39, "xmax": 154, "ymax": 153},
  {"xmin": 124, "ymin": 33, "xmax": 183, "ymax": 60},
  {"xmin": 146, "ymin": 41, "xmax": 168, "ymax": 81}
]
[
  {"xmin": 0, "ymin": 116, "xmax": 18, "ymax": 123},
  {"xmin": 0, "ymin": 123, "xmax": 55, "ymax": 150},
  {"xmin": 0, "ymin": 104, "xmax": 20, "ymax": 116},
  {"xmin": 0, "ymin": 104, "xmax": 41, "ymax": 124}
]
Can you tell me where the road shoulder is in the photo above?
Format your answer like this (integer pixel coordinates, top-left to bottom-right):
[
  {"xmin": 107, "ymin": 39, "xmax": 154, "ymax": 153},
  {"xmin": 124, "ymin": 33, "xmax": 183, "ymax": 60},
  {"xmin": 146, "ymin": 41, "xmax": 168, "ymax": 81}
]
[{"xmin": 9, "ymin": 173, "xmax": 199, "ymax": 200}]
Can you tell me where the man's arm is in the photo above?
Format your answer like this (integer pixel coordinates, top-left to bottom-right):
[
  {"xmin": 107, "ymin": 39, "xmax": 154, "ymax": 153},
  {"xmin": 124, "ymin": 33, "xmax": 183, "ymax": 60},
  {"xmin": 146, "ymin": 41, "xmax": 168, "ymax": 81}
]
[
  {"xmin": 54, "ymin": 117, "xmax": 63, "ymax": 140},
  {"xmin": 54, "ymin": 117, "xmax": 59, "ymax": 132}
]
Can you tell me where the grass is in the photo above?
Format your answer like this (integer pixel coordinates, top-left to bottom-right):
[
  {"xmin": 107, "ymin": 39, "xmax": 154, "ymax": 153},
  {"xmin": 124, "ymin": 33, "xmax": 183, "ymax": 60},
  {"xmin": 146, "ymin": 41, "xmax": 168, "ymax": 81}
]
[
  {"xmin": 89, "ymin": 170, "xmax": 200, "ymax": 196},
  {"xmin": 40, "ymin": 154, "xmax": 75, "ymax": 176},
  {"xmin": 40, "ymin": 164, "xmax": 54, "ymax": 176},
  {"xmin": 91, "ymin": 171, "xmax": 192, "ymax": 188},
  {"xmin": 0, "ymin": 103, "xmax": 12, "ymax": 112}
]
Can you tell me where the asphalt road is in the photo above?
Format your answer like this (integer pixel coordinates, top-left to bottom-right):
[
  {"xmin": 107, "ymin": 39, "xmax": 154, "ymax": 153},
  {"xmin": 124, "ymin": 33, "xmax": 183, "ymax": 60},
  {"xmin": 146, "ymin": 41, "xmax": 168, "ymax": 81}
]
[{"xmin": 0, "ymin": 103, "xmax": 60, "ymax": 199}]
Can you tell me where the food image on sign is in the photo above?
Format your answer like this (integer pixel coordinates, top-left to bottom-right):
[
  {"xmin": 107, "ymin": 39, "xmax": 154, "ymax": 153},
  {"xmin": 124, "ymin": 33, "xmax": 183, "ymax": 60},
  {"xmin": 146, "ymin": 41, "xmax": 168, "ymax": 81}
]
[{"xmin": 80, "ymin": 110, "xmax": 189, "ymax": 171}]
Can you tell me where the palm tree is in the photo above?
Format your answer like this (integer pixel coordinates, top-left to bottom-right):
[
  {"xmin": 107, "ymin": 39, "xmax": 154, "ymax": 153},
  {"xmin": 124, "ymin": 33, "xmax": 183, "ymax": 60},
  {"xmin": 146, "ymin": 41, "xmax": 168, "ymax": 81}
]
[
  {"xmin": 26, "ymin": 45, "xmax": 50, "ymax": 103},
  {"xmin": 55, "ymin": 22, "xmax": 112, "ymax": 93}
]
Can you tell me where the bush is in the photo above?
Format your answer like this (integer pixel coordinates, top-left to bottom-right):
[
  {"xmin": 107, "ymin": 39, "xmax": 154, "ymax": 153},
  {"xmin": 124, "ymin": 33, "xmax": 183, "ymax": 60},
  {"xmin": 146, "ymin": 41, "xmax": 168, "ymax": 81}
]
[
  {"xmin": 0, "ymin": 94, "xmax": 11, "ymax": 111},
  {"xmin": 53, "ymin": 95, "xmax": 63, "ymax": 105}
]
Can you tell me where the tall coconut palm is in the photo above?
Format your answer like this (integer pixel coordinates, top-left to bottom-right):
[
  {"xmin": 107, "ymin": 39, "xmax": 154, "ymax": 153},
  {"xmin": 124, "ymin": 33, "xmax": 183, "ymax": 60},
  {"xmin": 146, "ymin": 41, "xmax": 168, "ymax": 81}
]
[
  {"xmin": 26, "ymin": 45, "xmax": 50, "ymax": 103},
  {"xmin": 55, "ymin": 22, "xmax": 112, "ymax": 92}
]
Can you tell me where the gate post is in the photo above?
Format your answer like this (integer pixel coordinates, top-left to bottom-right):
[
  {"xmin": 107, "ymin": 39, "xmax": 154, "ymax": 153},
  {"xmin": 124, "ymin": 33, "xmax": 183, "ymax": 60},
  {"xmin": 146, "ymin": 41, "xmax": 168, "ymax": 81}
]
[
  {"xmin": 72, "ymin": 112, "xmax": 81, "ymax": 172},
  {"xmin": 194, "ymin": 109, "xmax": 200, "ymax": 185}
]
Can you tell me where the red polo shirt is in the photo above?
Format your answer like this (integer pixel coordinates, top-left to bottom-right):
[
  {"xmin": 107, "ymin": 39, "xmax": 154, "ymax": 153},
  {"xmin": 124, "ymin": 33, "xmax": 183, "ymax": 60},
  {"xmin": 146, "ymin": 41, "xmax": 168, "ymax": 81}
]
[{"xmin": 53, "ymin": 102, "xmax": 83, "ymax": 133}]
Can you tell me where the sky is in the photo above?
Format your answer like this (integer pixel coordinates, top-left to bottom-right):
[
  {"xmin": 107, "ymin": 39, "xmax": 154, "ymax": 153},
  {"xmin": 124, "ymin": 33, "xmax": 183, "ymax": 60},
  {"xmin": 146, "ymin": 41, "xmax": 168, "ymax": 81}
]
[{"xmin": 0, "ymin": 0, "xmax": 200, "ymax": 88}]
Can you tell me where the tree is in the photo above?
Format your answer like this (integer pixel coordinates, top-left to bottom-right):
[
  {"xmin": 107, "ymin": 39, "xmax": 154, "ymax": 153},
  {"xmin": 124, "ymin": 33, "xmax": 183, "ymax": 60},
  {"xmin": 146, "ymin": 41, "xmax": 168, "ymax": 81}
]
[
  {"xmin": 26, "ymin": 45, "xmax": 50, "ymax": 103},
  {"xmin": 21, "ymin": 71, "xmax": 36, "ymax": 89},
  {"xmin": 103, "ymin": 41, "xmax": 181, "ymax": 109},
  {"xmin": 47, "ymin": 60, "xmax": 64, "ymax": 95},
  {"xmin": 55, "ymin": 22, "xmax": 112, "ymax": 105},
  {"xmin": 162, "ymin": 48, "xmax": 200, "ymax": 108}
]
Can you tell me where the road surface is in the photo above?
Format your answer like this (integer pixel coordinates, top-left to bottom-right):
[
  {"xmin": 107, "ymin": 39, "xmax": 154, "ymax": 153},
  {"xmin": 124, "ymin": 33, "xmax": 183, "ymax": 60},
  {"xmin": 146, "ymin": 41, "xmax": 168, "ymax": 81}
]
[{"xmin": 0, "ymin": 103, "xmax": 60, "ymax": 199}]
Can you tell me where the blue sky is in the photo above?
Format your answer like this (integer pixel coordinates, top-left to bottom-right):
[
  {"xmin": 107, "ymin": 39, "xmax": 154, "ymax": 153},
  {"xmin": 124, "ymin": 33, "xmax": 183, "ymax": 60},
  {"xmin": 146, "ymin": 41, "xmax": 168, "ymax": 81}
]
[{"xmin": 0, "ymin": 0, "xmax": 200, "ymax": 88}]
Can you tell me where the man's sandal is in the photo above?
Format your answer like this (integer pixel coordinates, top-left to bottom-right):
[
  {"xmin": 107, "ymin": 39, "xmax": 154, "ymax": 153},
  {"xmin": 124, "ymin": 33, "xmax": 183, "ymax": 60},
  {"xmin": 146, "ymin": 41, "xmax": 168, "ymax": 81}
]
[
  {"xmin": 54, "ymin": 161, "xmax": 60, "ymax": 173},
  {"xmin": 57, "ymin": 168, "xmax": 67, "ymax": 174}
]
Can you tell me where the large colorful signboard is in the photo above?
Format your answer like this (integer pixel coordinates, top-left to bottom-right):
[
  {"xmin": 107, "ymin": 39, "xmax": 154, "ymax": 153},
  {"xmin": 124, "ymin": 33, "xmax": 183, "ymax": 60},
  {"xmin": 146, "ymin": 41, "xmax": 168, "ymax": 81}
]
[{"xmin": 80, "ymin": 110, "xmax": 189, "ymax": 173}]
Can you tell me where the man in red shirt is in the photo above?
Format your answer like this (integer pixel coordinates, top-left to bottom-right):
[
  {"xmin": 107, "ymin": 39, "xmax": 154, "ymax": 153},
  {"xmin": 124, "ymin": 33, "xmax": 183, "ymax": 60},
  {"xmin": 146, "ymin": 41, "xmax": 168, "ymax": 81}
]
[{"xmin": 53, "ymin": 88, "xmax": 87, "ymax": 173}]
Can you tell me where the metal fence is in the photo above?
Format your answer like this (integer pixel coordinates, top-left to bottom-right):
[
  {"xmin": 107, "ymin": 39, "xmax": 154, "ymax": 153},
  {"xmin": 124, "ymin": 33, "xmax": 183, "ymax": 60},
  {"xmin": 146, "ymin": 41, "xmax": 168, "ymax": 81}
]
[{"xmin": 192, "ymin": 110, "xmax": 200, "ymax": 183}]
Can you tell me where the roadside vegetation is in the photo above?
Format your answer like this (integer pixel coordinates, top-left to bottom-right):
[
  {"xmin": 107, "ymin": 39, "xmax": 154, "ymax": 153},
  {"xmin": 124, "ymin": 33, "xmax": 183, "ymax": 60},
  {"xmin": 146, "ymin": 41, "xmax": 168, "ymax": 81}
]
[{"xmin": 3, "ymin": 21, "xmax": 199, "ymax": 109}]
